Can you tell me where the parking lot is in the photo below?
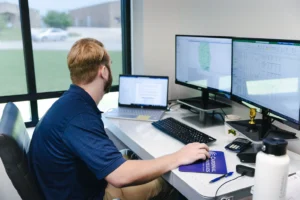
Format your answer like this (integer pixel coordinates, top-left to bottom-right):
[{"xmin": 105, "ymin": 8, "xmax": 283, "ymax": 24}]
[{"xmin": 0, "ymin": 28, "xmax": 122, "ymax": 51}]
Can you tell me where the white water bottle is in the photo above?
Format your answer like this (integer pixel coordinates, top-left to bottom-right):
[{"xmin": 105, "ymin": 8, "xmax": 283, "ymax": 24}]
[{"xmin": 253, "ymin": 138, "xmax": 290, "ymax": 200}]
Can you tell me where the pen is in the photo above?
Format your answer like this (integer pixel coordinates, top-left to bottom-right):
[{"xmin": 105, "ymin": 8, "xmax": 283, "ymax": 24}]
[{"xmin": 209, "ymin": 172, "xmax": 234, "ymax": 183}]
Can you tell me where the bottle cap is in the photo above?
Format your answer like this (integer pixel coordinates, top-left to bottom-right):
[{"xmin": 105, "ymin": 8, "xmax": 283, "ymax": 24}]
[{"xmin": 261, "ymin": 138, "xmax": 287, "ymax": 156}]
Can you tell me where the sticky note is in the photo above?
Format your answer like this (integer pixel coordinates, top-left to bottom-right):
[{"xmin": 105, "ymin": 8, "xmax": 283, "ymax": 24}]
[{"xmin": 137, "ymin": 115, "xmax": 150, "ymax": 120}]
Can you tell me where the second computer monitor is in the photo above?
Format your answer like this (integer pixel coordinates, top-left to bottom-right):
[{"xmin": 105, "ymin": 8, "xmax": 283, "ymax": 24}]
[
  {"xmin": 175, "ymin": 35, "xmax": 232, "ymax": 94},
  {"xmin": 232, "ymin": 38, "xmax": 300, "ymax": 124}
]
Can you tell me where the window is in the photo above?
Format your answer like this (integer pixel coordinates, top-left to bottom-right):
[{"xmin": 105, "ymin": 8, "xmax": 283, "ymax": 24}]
[
  {"xmin": 29, "ymin": 0, "xmax": 125, "ymax": 92},
  {"xmin": 0, "ymin": 101, "xmax": 31, "ymax": 122},
  {"xmin": 0, "ymin": 1, "xmax": 27, "ymax": 96},
  {"xmin": 0, "ymin": 0, "xmax": 131, "ymax": 127}
]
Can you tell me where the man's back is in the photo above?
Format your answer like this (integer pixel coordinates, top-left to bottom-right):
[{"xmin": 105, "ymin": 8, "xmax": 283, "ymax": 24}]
[{"xmin": 28, "ymin": 85, "xmax": 125, "ymax": 200}]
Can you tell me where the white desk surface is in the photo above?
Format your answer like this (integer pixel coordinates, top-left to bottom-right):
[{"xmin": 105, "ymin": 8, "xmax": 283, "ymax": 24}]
[{"xmin": 103, "ymin": 107, "xmax": 300, "ymax": 200}]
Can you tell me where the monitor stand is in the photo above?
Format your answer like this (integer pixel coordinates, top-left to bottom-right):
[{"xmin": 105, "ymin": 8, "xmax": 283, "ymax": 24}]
[
  {"xmin": 177, "ymin": 91, "xmax": 231, "ymax": 127},
  {"xmin": 227, "ymin": 109, "xmax": 297, "ymax": 142}
]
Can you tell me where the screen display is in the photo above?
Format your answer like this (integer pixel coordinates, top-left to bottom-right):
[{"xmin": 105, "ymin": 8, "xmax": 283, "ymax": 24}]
[
  {"xmin": 232, "ymin": 39, "xmax": 300, "ymax": 123},
  {"xmin": 176, "ymin": 36, "xmax": 232, "ymax": 93},
  {"xmin": 119, "ymin": 76, "xmax": 168, "ymax": 107}
]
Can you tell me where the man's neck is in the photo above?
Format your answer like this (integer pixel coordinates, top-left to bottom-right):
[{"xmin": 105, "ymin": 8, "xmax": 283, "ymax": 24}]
[{"xmin": 77, "ymin": 83, "xmax": 104, "ymax": 105}]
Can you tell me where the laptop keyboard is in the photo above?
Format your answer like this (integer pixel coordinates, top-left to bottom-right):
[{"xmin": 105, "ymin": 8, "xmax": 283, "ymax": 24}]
[{"xmin": 117, "ymin": 107, "xmax": 164, "ymax": 119}]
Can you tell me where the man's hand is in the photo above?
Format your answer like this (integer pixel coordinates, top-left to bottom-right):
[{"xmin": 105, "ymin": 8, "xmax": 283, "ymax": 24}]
[{"xmin": 173, "ymin": 143, "xmax": 210, "ymax": 166}]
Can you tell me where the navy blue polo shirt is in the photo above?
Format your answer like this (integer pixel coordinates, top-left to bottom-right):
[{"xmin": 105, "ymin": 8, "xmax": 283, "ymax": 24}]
[{"xmin": 28, "ymin": 84, "xmax": 126, "ymax": 200}]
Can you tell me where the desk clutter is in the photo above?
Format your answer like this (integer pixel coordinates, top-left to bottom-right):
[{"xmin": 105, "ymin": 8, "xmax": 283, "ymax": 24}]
[{"xmin": 225, "ymin": 138, "xmax": 252, "ymax": 153}]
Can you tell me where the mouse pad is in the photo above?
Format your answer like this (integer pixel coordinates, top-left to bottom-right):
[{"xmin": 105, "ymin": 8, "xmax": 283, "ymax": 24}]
[{"xmin": 179, "ymin": 151, "xmax": 227, "ymax": 174}]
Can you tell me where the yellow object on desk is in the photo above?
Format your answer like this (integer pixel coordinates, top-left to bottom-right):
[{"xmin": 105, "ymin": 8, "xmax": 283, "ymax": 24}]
[
  {"xmin": 136, "ymin": 115, "xmax": 151, "ymax": 120},
  {"xmin": 249, "ymin": 108, "xmax": 257, "ymax": 125}
]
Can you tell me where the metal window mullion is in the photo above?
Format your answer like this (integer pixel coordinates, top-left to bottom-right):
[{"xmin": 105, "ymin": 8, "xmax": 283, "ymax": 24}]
[
  {"xmin": 121, "ymin": 0, "xmax": 132, "ymax": 75},
  {"xmin": 19, "ymin": 0, "xmax": 39, "ymax": 125}
]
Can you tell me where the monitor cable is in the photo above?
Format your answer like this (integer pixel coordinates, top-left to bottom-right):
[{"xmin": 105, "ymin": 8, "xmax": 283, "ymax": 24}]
[
  {"xmin": 214, "ymin": 173, "xmax": 245, "ymax": 199},
  {"xmin": 211, "ymin": 94, "xmax": 228, "ymax": 120},
  {"xmin": 188, "ymin": 108, "xmax": 199, "ymax": 114},
  {"xmin": 220, "ymin": 108, "xmax": 228, "ymax": 119},
  {"xmin": 212, "ymin": 111, "xmax": 225, "ymax": 122},
  {"xmin": 167, "ymin": 103, "xmax": 179, "ymax": 111}
]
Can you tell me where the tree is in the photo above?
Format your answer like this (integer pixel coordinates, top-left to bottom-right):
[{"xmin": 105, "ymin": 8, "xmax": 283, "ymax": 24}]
[{"xmin": 43, "ymin": 11, "xmax": 72, "ymax": 29}]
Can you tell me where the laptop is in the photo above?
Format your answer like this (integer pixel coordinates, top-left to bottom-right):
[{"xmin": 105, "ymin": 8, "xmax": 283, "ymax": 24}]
[{"xmin": 104, "ymin": 75, "xmax": 169, "ymax": 121}]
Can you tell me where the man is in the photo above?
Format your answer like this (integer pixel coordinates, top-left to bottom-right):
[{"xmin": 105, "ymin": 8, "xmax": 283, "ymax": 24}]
[{"xmin": 28, "ymin": 38, "xmax": 210, "ymax": 200}]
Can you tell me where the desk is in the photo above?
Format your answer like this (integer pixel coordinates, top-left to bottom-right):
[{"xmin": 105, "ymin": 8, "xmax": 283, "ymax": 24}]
[{"xmin": 103, "ymin": 107, "xmax": 300, "ymax": 200}]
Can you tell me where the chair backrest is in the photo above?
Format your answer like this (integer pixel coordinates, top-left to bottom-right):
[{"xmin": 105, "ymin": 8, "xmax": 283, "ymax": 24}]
[
  {"xmin": 0, "ymin": 102, "xmax": 43, "ymax": 200},
  {"xmin": 0, "ymin": 102, "xmax": 30, "ymax": 153}
]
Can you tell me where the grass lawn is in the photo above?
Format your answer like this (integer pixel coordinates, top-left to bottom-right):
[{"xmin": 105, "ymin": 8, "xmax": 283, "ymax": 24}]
[
  {"xmin": 0, "ymin": 28, "xmax": 22, "ymax": 41},
  {"xmin": 0, "ymin": 50, "xmax": 122, "ymax": 96}
]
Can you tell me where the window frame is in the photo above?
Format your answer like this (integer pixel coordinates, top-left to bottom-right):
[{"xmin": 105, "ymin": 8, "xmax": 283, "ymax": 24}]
[{"xmin": 0, "ymin": 0, "xmax": 132, "ymax": 127}]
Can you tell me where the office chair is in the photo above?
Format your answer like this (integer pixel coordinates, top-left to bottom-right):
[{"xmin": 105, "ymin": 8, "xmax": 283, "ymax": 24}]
[{"xmin": 0, "ymin": 102, "xmax": 43, "ymax": 200}]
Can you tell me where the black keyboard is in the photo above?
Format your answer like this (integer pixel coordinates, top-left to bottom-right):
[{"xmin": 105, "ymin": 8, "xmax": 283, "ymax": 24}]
[{"xmin": 152, "ymin": 117, "xmax": 216, "ymax": 144}]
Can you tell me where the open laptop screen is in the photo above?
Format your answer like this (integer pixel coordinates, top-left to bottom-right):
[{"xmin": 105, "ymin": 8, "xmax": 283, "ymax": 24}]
[{"xmin": 119, "ymin": 75, "xmax": 169, "ymax": 109}]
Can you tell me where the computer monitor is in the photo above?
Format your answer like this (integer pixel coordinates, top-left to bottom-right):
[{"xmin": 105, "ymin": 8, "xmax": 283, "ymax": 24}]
[
  {"xmin": 175, "ymin": 35, "xmax": 232, "ymax": 125},
  {"xmin": 231, "ymin": 38, "xmax": 300, "ymax": 139},
  {"xmin": 175, "ymin": 35, "xmax": 232, "ymax": 94}
]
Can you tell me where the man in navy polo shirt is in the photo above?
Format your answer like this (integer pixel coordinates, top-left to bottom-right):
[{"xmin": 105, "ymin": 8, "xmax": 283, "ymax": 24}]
[{"xmin": 28, "ymin": 38, "xmax": 210, "ymax": 200}]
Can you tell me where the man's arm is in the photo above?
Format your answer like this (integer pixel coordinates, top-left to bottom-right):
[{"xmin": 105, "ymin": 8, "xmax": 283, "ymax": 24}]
[{"xmin": 105, "ymin": 143, "xmax": 210, "ymax": 188}]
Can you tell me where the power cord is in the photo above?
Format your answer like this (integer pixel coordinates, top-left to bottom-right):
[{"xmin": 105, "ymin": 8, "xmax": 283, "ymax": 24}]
[
  {"xmin": 188, "ymin": 108, "xmax": 199, "ymax": 114},
  {"xmin": 167, "ymin": 103, "xmax": 179, "ymax": 111},
  {"xmin": 215, "ymin": 174, "xmax": 245, "ymax": 199},
  {"xmin": 212, "ymin": 93, "xmax": 228, "ymax": 120},
  {"xmin": 187, "ymin": 109, "xmax": 225, "ymax": 122},
  {"xmin": 220, "ymin": 108, "xmax": 228, "ymax": 119},
  {"xmin": 212, "ymin": 111, "xmax": 225, "ymax": 122}
]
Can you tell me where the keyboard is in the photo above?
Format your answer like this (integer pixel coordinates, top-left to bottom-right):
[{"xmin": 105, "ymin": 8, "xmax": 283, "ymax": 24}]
[
  {"xmin": 152, "ymin": 117, "xmax": 216, "ymax": 144},
  {"xmin": 105, "ymin": 107, "xmax": 165, "ymax": 121},
  {"xmin": 117, "ymin": 107, "xmax": 164, "ymax": 119}
]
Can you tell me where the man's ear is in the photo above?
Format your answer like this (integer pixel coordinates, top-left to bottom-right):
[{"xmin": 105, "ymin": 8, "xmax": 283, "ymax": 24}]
[{"xmin": 99, "ymin": 65, "xmax": 108, "ymax": 80}]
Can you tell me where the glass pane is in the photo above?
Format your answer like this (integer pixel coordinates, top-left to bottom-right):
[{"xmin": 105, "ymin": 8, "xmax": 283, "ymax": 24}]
[
  {"xmin": 29, "ymin": 0, "xmax": 123, "ymax": 93},
  {"xmin": 0, "ymin": 101, "xmax": 31, "ymax": 122},
  {"xmin": 38, "ymin": 98, "xmax": 58, "ymax": 118},
  {"xmin": 38, "ymin": 92, "xmax": 118, "ymax": 118},
  {"xmin": 0, "ymin": 1, "xmax": 27, "ymax": 95},
  {"xmin": 98, "ymin": 92, "xmax": 118, "ymax": 112}
]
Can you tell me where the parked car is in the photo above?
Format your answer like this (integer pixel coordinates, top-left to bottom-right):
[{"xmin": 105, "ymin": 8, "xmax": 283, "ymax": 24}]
[{"xmin": 31, "ymin": 28, "xmax": 68, "ymax": 42}]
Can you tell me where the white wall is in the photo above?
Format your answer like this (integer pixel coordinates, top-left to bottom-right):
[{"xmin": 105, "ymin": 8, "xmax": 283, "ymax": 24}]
[
  {"xmin": 131, "ymin": 0, "xmax": 300, "ymax": 153},
  {"xmin": 132, "ymin": 0, "xmax": 300, "ymax": 99}
]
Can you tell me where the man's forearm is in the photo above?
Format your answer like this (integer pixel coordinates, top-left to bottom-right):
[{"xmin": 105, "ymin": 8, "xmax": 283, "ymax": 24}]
[
  {"xmin": 108, "ymin": 153, "xmax": 180, "ymax": 187},
  {"xmin": 106, "ymin": 143, "xmax": 210, "ymax": 188}
]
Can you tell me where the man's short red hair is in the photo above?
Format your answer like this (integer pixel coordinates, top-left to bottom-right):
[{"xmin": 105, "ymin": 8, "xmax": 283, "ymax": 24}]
[{"xmin": 67, "ymin": 38, "xmax": 110, "ymax": 84}]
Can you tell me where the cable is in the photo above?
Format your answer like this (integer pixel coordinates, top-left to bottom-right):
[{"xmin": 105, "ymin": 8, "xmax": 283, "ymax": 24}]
[
  {"xmin": 167, "ymin": 103, "xmax": 179, "ymax": 110},
  {"xmin": 220, "ymin": 108, "xmax": 228, "ymax": 119},
  {"xmin": 212, "ymin": 112, "xmax": 225, "ymax": 122},
  {"xmin": 212, "ymin": 93, "xmax": 228, "ymax": 120},
  {"xmin": 215, "ymin": 174, "xmax": 244, "ymax": 199},
  {"xmin": 188, "ymin": 108, "xmax": 199, "ymax": 114}
]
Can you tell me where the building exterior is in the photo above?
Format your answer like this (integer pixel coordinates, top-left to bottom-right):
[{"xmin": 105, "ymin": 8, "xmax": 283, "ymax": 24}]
[
  {"xmin": 0, "ymin": 2, "xmax": 41, "ymax": 28},
  {"xmin": 69, "ymin": 1, "xmax": 120, "ymax": 28}
]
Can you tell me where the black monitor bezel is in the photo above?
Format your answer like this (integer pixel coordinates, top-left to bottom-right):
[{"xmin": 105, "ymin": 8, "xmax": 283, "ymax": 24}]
[
  {"xmin": 231, "ymin": 37, "xmax": 300, "ymax": 130},
  {"xmin": 175, "ymin": 34, "xmax": 233, "ymax": 95}
]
